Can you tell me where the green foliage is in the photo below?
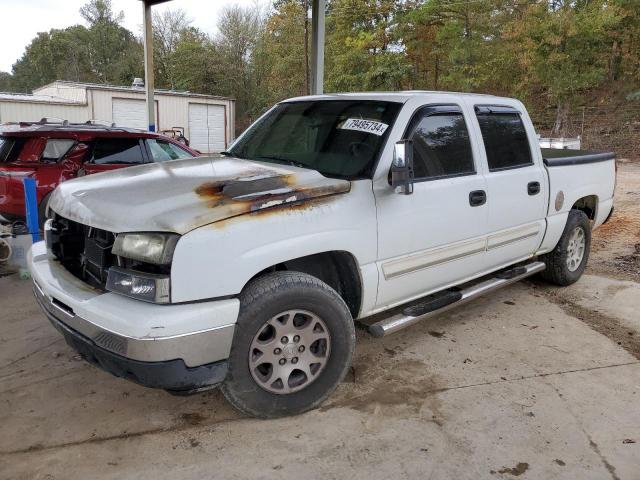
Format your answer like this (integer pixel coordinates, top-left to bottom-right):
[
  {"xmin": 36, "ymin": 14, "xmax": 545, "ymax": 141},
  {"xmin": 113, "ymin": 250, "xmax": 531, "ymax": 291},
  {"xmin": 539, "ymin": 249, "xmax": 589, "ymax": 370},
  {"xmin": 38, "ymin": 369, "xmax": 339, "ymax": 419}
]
[
  {"xmin": 1, "ymin": 0, "xmax": 638, "ymax": 134},
  {"xmin": 256, "ymin": 1, "xmax": 308, "ymax": 103},
  {"xmin": 8, "ymin": 0, "xmax": 141, "ymax": 92},
  {"xmin": 0, "ymin": 72, "xmax": 12, "ymax": 92},
  {"xmin": 325, "ymin": 0, "xmax": 411, "ymax": 91}
]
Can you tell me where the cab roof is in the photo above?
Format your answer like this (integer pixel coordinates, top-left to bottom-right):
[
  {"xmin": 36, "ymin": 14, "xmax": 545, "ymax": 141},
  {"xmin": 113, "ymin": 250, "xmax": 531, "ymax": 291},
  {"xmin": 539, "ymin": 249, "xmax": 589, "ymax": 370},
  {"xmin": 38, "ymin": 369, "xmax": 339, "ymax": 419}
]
[{"xmin": 282, "ymin": 90, "xmax": 512, "ymax": 104}]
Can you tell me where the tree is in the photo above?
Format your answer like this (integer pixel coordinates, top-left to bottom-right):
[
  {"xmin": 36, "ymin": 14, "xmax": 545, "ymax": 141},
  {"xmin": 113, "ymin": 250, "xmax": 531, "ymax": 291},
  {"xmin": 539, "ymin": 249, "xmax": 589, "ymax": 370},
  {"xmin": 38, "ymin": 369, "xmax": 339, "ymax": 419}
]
[
  {"xmin": 2, "ymin": 0, "xmax": 639, "ymax": 137},
  {"xmin": 153, "ymin": 9, "xmax": 194, "ymax": 89},
  {"xmin": 325, "ymin": 0, "xmax": 412, "ymax": 92},
  {"xmin": 516, "ymin": 1, "xmax": 624, "ymax": 135},
  {"xmin": 11, "ymin": 26, "xmax": 94, "ymax": 92},
  {"xmin": 257, "ymin": 0, "xmax": 308, "ymax": 103},
  {"xmin": 215, "ymin": 5, "xmax": 266, "ymax": 129},
  {"xmin": 0, "ymin": 72, "xmax": 13, "ymax": 91},
  {"xmin": 80, "ymin": 0, "xmax": 124, "ymax": 25},
  {"xmin": 79, "ymin": 0, "xmax": 143, "ymax": 84}
]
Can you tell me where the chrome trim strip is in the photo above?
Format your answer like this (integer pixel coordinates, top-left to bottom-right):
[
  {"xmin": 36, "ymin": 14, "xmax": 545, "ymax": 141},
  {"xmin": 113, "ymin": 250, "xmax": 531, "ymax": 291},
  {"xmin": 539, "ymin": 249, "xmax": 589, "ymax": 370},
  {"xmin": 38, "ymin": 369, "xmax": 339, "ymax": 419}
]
[
  {"xmin": 487, "ymin": 229, "xmax": 540, "ymax": 250},
  {"xmin": 382, "ymin": 224, "xmax": 542, "ymax": 280},
  {"xmin": 33, "ymin": 283, "xmax": 234, "ymax": 367},
  {"xmin": 382, "ymin": 238, "xmax": 487, "ymax": 280}
]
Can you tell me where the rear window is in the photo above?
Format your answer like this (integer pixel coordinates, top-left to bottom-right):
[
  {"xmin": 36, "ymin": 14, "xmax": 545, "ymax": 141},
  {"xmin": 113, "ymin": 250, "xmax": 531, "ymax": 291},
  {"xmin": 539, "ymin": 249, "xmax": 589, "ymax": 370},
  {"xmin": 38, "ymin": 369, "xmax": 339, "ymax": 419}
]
[
  {"xmin": 0, "ymin": 137, "xmax": 24, "ymax": 163},
  {"xmin": 90, "ymin": 138, "xmax": 144, "ymax": 165},
  {"xmin": 475, "ymin": 109, "xmax": 533, "ymax": 171},
  {"xmin": 147, "ymin": 139, "xmax": 193, "ymax": 162},
  {"xmin": 42, "ymin": 139, "xmax": 75, "ymax": 162}
]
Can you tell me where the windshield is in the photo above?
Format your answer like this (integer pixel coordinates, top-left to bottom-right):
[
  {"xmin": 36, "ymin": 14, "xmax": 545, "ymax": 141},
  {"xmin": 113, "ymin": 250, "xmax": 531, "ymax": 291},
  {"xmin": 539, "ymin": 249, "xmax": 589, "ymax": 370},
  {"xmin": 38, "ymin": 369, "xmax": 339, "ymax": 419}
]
[{"xmin": 228, "ymin": 100, "xmax": 401, "ymax": 179}]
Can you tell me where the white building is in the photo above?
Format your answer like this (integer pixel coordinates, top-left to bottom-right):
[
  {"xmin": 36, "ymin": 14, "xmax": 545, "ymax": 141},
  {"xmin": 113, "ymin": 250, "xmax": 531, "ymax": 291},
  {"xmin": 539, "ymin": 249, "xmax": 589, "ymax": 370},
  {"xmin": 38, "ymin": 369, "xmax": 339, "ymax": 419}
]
[{"xmin": 0, "ymin": 81, "xmax": 235, "ymax": 153}]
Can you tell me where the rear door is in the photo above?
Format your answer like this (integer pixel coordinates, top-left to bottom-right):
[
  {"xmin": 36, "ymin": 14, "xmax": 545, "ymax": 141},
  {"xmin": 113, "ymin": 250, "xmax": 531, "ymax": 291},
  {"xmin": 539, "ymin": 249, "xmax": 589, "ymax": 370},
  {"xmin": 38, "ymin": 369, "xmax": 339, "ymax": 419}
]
[
  {"xmin": 472, "ymin": 105, "xmax": 547, "ymax": 269},
  {"xmin": 82, "ymin": 137, "xmax": 148, "ymax": 175}
]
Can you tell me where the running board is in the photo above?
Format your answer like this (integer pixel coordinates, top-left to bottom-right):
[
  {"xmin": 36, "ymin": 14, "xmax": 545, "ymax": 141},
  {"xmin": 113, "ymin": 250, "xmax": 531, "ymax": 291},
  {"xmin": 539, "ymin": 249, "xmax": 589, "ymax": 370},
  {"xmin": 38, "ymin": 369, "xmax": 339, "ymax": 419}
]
[{"xmin": 367, "ymin": 261, "xmax": 546, "ymax": 338}]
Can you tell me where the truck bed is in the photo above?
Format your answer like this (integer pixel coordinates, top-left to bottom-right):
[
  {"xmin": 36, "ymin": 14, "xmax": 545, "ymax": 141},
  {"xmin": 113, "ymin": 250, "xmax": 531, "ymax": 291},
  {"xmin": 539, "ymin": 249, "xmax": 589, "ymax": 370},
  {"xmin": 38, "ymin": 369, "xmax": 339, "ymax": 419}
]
[{"xmin": 542, "ymin": 148, "xmax": 616, "ymax": 167}]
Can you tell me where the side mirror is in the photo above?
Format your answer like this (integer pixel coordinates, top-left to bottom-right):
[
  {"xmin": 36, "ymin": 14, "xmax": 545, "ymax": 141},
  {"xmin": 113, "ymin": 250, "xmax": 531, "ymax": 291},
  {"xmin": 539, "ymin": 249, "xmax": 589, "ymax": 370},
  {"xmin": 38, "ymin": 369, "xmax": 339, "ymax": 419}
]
[{"xmin": 391, "ymin": 140, "xmax": 414, "ymax": 195}]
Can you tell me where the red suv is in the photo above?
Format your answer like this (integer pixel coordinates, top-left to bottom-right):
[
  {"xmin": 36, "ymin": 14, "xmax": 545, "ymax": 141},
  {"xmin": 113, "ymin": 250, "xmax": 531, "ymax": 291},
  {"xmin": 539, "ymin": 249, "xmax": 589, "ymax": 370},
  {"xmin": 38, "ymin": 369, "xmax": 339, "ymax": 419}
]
[{"xmin": 0, "ymin": 120, "xmax": 199, "ymax": 225}]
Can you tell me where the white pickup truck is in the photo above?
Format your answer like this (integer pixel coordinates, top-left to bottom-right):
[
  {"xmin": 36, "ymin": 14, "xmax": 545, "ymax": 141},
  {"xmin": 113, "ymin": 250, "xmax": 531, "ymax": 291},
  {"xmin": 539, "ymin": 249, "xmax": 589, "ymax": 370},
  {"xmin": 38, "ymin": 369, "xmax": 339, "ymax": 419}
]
[{"xmin": 29, "ymin": 92, "xmax": 616, "ymax": 417}]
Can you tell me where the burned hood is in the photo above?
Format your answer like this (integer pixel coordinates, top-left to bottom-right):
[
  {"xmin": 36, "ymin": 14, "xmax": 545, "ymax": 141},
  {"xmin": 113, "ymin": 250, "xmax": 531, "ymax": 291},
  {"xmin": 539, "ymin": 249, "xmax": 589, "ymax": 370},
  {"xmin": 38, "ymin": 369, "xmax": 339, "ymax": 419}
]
[{"xmin": 48, "ymin": 156, "xmax": 351, "ymax": 234}]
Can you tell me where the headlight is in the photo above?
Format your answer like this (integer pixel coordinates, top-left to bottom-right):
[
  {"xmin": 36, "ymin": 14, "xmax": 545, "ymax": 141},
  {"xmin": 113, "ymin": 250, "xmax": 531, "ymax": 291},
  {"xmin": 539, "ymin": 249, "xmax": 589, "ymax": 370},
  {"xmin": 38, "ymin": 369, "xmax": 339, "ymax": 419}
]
[
  {"xmin": 112, "ymin": 232, "xmax": 179, "ymax": 265},
  {"xmin": 44, "ymin": 218, "xmax": 55, "ymax": 250},
  {"xmin": 106, "ymin": 267, "xmax": 170, "ymax": 304}
]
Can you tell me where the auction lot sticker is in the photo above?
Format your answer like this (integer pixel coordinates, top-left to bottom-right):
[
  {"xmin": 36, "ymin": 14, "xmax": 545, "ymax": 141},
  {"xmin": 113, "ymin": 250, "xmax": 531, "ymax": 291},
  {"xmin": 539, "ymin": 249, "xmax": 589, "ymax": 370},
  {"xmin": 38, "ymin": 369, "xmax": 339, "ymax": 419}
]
[{"xmin": 339, "ymin": 118, "xmax": 389, "ymax": 136}]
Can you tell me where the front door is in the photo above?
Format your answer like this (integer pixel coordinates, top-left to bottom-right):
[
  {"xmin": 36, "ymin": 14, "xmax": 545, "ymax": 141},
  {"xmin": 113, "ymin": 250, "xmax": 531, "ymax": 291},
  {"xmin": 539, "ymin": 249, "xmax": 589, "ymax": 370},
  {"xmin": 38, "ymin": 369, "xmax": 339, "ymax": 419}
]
[{"xmin": 374, "ymin": 104, "xmax": 489, "ymax": 309}]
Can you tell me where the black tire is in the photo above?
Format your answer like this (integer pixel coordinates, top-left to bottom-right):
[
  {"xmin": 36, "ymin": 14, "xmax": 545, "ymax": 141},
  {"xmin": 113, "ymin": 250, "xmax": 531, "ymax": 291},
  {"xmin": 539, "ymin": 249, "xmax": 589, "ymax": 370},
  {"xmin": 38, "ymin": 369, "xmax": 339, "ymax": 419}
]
[
  {"xmin": 221, "ymin": 272, "xmax": 355, "ymax": 418},
  {"xmin": 540, "ymin": 209, "xmax": 591, "ymax": 286},
  {"xmin": 38, "ymin": 192, "xmax": 52, "ymax": 230}
]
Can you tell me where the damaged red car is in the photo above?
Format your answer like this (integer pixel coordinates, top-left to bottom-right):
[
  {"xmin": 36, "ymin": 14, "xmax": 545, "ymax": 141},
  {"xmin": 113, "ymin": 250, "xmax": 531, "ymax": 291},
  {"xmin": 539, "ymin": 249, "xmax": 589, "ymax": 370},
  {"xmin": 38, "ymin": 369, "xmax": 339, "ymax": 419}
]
[{"xmin": 0, "ymin": 120, "xmax": 199, "ymax": 225}]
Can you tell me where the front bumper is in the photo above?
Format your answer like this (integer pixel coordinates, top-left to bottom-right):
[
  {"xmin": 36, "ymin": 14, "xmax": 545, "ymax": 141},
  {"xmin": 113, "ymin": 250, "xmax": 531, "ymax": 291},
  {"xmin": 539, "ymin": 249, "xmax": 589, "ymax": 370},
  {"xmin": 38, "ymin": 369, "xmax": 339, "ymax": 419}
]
[
  {"xmin": 29, "ymin": 241, "xmax": 240, "ymax": 392},
  {"xmin": 38, "ymin": 290, "xmax": 228, "ymax": 392}
]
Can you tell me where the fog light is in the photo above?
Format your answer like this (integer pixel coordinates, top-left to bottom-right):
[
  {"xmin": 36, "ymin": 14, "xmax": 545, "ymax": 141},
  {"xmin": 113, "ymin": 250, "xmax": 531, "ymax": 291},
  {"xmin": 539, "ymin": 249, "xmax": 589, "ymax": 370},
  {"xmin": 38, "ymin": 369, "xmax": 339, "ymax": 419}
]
[{"xmin": 106, "ymin": 267, "xmax": 170, "ymax": 304}]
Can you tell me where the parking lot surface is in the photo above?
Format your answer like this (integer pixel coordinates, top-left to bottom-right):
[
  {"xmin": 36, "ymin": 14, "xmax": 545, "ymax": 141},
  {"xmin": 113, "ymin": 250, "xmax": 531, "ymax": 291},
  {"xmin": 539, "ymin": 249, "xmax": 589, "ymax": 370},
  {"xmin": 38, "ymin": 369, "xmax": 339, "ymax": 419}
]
[{"xmin": 1, "ymin": 163, "xmax": 639, "ymax": 480}]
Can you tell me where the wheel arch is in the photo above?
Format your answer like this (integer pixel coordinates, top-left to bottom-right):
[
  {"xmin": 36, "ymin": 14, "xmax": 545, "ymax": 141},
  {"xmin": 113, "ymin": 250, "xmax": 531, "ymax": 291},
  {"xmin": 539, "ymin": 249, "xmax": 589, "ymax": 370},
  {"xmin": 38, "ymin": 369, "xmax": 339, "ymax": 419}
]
[
  {"xmin": 243, "ymin": 250, "xmax": 363, "ymax": 319},
  {"xmin": 571, "ymin": 194, "xmax": 598, "ymax": 220}
]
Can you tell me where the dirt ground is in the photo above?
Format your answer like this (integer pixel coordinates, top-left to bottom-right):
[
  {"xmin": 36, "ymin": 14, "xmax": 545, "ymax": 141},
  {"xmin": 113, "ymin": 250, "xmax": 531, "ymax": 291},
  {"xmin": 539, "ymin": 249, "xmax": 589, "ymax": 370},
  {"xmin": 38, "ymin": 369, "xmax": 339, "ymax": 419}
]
[{"xmin": 0, "ymin": 164, "xmax": 639, "ymax": 480}]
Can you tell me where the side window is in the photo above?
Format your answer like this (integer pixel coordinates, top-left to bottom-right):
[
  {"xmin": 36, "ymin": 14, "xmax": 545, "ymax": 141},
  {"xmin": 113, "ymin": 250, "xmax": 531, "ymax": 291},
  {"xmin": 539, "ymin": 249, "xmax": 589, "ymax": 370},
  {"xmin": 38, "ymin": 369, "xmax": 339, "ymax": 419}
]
[
  {"xmin": 41, "ymin": 139, "xmax": 75, "ymax": 163},
  {"xmin": 90, "ymin": 138, "xmax": 144, "ymax": 165},
  {"xmin": 147, "ymin": 139, "xmax": 193, "ymax": 162},
  {"xmin": 408, "ymin": 110, "xmax": 475, "ymax": 180},
  {"xmin": 0, "ymin": 137, "xmax": 25, "ymax": 163},
  {"xmin": 475, "ymin": 109, "xmax": 533, "ymax": 171}
]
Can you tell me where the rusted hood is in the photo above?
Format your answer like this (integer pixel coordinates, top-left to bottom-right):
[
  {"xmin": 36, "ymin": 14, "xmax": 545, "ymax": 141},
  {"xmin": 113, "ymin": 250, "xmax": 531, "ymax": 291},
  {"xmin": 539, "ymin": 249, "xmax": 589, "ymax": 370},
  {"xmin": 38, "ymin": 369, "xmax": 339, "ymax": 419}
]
[{"xmin": 48, "ymin": 156, "xmax": 351, "ymax": 234}]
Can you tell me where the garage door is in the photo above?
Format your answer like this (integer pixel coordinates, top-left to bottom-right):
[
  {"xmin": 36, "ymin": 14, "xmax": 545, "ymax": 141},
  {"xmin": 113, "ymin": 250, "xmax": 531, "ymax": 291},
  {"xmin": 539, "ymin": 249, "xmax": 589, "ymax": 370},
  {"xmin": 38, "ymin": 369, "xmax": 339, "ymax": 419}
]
[
  {"xmin": 112, "ymin": 98, "xmax": 158, "ymax": 130},
  {"xmin": 188, "ymin": 104, "xmax": 226, "ymax": 153}
]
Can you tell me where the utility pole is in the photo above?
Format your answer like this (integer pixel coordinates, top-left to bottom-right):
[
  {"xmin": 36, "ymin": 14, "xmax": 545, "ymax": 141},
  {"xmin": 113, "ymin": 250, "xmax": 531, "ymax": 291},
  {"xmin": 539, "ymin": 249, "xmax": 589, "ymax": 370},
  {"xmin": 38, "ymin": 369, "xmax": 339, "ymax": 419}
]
[
  {"xmin": 310, "ymin": 0, "xmax": 325, "ymax": 95},
  {"xmin": 304, "ymin": 0, "xmax": 310, "ymax": 95},
  {"xmin": 140, "ymin": 0, "xmax": 172, "ymax": 132}
]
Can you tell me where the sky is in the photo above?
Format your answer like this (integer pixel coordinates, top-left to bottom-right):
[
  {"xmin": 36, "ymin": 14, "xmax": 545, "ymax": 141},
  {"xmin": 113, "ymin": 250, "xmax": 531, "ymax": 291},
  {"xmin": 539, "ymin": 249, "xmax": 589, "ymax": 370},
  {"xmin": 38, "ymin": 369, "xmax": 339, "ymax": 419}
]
[{"xmin": 0, "ymin": 0, "xmax": 263, "ymax": 72}]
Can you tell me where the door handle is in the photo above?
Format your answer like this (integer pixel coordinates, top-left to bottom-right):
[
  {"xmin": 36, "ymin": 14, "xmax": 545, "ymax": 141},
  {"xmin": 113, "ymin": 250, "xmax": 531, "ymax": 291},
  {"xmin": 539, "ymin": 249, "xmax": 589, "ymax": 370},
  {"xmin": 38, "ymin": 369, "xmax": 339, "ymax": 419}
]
[
  {"xmin": 469, "ymin": 190, "xmax": 486, "ymax": 207},
  {"xmin": 528, "ymin": 181, "xmax": 541, "ymax": 195}
]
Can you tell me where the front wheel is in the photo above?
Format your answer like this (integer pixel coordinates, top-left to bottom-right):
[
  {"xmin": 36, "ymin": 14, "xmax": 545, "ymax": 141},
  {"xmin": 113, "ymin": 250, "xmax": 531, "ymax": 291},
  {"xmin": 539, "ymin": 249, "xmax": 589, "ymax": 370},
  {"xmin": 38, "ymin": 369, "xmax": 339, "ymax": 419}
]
[
  {"xmin": 540, "ymin": 209, "xmax": 591, "ymax": 286},
  {"xmin": 221, "ymin": 272, "xmax": 355, "ymax": 418}
]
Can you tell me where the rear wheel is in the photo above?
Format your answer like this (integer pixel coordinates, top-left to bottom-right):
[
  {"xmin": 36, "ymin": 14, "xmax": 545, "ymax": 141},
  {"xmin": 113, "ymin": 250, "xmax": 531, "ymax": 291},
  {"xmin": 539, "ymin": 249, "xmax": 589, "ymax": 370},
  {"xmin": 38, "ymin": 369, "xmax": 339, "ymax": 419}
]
[
  {"xmin": 540, "ymin": 209, "xmax": 591, "ymax": 286},
  {"xmin": 221, "ymin": 272, "xmax": 355, "ymax": 418}
]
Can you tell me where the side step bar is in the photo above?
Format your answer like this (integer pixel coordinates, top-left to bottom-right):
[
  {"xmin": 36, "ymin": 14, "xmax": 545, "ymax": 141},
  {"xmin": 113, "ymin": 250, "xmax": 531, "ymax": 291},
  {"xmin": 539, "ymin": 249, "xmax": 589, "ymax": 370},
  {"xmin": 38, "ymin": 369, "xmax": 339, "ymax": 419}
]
[{"xmin": 368, "ymin": 261, "xmax": 546, "ymax": 338}]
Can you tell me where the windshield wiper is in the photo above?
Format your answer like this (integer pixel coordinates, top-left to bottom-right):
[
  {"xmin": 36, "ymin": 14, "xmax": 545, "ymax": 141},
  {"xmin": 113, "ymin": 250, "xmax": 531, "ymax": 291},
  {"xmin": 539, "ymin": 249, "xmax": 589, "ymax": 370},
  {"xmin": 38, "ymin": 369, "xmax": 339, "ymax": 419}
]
[{"xmin": 256, "ymin": 156, "xmax": 312, "ymax": 171}]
